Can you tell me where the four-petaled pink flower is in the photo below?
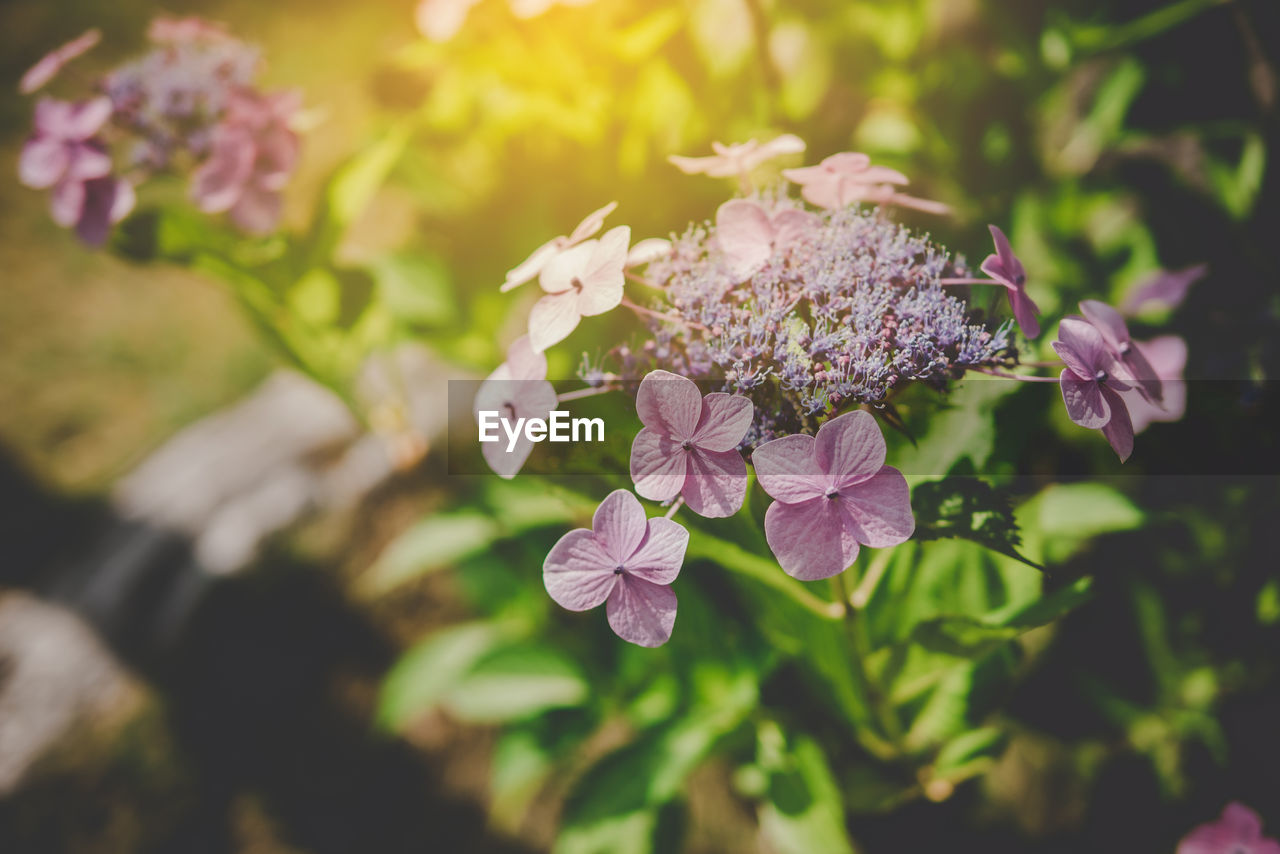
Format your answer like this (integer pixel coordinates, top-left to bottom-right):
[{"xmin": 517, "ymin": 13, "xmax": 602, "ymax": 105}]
[
  {"xmin": 190, "ymin": 88, "xmax": 301, "ymax": 234},
  {"xmin": 543, "ymin": 489, "xmax": 689, "ymax": 647},
  {"xmin": 473, "ymin": 335, "xmax": 557, "ymax": 478},
  {"xmin": 19, "ymin": 28, "xmax": 101, "ymax": 95},
  {"xmin": 501, "ymin": 201, "xmax": 618, "ymax": 292},
  {"xmin": 752, "ymin": 411, "xmax": 914, "ymax": 581},
  {"xmin": 1052, "ymin": 317, "xmax": 1135, "ymax": 462},
  {"xmin": 1121, "ymin": 335, "xmax": 1186, "ymax": 434},
  {"xmin": 980, "ymin": 224, "xmax": 1041, "ymax": 339},
  {"xmin": 19, "ymin": 97, "xmax": 135, "ymax": 246},
  {"xmin": 782, "ymin": 152, "xmax": 950, "ymax": 215},
  {"xmin": 668, "ymin": 134, "xmax": 806, "ymax": 180},
  {"xmin": 1178, "ymin": 802, "xmax": 1280, "ymax": 854},
  {"xmin": 1079, "ymin": 299, "xmax": 1163, "ymax": 404},
  {"xmin": 715, "ymin": 199, "xmax": 820, "ymax": 281},
  {"xmin": 528, "ymin": 224, "xmax": 630, "ymax": 352},
  {"xmin": 629, "ymin": 370, "xmax": 753, "ymax": 518}
]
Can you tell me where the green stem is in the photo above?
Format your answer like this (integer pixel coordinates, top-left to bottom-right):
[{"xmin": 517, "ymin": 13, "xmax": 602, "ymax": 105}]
[
  {"xmin": 685, "ymin": 533, "xmax": 844, "ymax": 622},
  {"xmin": 833, "ymin": 571, "xmax": 904, "ymax": 751}
]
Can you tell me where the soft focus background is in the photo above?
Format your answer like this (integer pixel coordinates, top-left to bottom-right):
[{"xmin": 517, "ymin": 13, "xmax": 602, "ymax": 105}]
[{"xmin": 1, "ymin": 0, "xmax": 1278, "ymax": 852}]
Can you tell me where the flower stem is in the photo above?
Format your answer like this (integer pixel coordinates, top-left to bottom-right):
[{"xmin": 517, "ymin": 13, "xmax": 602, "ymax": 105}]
[
  {"xmin": 969, "ymin": 366, "xmax": 1061, "ymax": 383},
  {"xmin": 848, "ymin": 547, "xmax": 894, "ymax": 609},
  {"xmin": 663, "ymin": 496, "xmax": 684, "ymax": 519},
  {"xmin": 620, "ymin": 296, "xmax": 708, "ymax": 331},
  {"xmin": 685, "ymin": 532, "xmax": 844, "ymax": 621},
  {"xmin": 625, "ymin": 271, "xmax": 666, "ymax": 291},
  {"xmin": 557, "ymin": 385, "xmax": 617, "ymax": 402},
  {"xmin": 938, "ymin": 277, "xmax": 1003, "ymax": 286},
  {"xmin": 833, "ymin": 570, "xmax": 904, "ymax": 750}
]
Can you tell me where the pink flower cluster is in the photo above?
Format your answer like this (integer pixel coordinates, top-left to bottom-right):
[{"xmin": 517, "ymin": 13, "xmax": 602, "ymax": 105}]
[{"xmin": 16, "ymin": 18, "xmax": 301, "ymax": 245}]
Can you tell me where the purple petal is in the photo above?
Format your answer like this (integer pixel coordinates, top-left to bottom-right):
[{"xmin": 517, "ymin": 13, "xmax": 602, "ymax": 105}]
[
  {"xmin": 751, "ymin": 433, "xmax": 825, "ymax": 504},
  {"xmin": 635, "ymin": 370, "xmax": 702, "ymax": 440},
  {"xmin": 691, "ymin": 393, "xmax": 753, "ymax": 452},
  {"xmin": 543, "ymin": 529, "xmax": 617, "ymax": 611},
  {"xmin": 1122, "ymin": 336, "xmax": 1187, "ymax": 433},
  {"xmin": 1009, "ymin": 287, "xmax": 1041, "ymax": 339},
  {"xmin": 59, "ymin": 97, "xmax": 112, "ymax": 141},
  {"xmin": 1100, "ymin": 386, "xmax": 1134, "ymax": 462},
  {"xmin": 1054, "ymin": 318, "xmax": 1109, "ymax": 377},
  {"xmin": 838, "ymin": 465, "xmax": 914, "ymax": 548},
  {"xmin": 630, "ymin": 427, "xmax": 687, "ymax": 502},
  {"xmin": 591, "ymin": 489, "xmax": 648, "ymax": 565},
  {"xmin": 716, "ymin": 199, "xmax": 773, "ymax": 281},
  {"xmin": 764, "ymin": 497, "xmax": 859, "ymax": 580},
  {"xmin": 19, "ymin": 30, "xmax": 101, "ymax": 95},
  {"xmin": 681, "ymin": 447, "xmax": 748, "ymax": 518},
  {"xmin": 1079, "ymin": 299, "xmax": 1131, "ymax": 352},
  {"xmin": 623, "ymin": 517, "xmax": 688, "ymax": 585},
  {"xmin": 815, "ymin": 410, "xmax": 886, "ymax": 488},
  {"xmin": 1120, "ymin": 343, "xmax": 1164, "ymax": 405},
  {"xmin": 191, "ymin": 129, "xmax": 255, "ymax": 214},
  {"xmin": 606, "ymin": 576, "xmax": 677, "ymax": 647},
  {"xmin": 64, "ymin": 143, "xmax": 112, "ymax": 182},
  {"xmin": 49, "ymin": 179, "xmax": 85, "ymax": 228},
  {"xmin": 987, "ymin": 224, "xmax": 1023, "ymax": 282},
  {"xmin": 1122, "ymin": 264, "xmax": 1207, "ymax": 315},
  {"xmin": 527, "ymin": 291, "xmax": 582, "ymax": 352},
  {"xmin": 1059, "ymin": 370, "xmax": 1110, "ymax": 429},
  {"xmin": 18, "ymin": 137, "xmax": 69, "ymax": 189},
  {"xmin": 979, "ymin": 253, "xmax": 1013, "ymax": 288},
  {"xmin": 1177, "ymin": 803, "xmax": 1277, "ymax": 854},
  {"xmin": 74, "ymin": 177, "xmax": 124, "ymax": 246}
]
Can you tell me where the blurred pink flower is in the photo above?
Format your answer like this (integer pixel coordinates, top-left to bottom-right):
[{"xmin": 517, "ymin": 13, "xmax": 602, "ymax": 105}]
[
  {"xmin": 147, "ymin": 16, "xmax": 231, "ymax": 44},
  {"xmin": 752, "ymin": 411, "xmax": 914, "ymax": 581},
  {"xmin": 19, "ymin": 28, "xmax": 101, "ymax": 95},
  {"xmin": 1122, "ymin": 264, "xmax": 1208, "ymax": 316},
  {"xmin": 668, "ymin": 134, "xmax": 806, "ymax": 180},
  {"xmin": 1121, "ymin": 335, "xmax": 1187, "ymax": 434},
  {"xmin": 191, "ymin": 88, "xmax": 300, "ymax": 234},
  {"xmin": 1079, "ymin": 299, "xmax": 1163, "ymax": 405},
  {"xmin": 528, "ymin": 224, "xmax": 630, "ymax": 352},
  {"xmin": 715, "ymin": 199, "xmax": 820, "ymax": 281},
  {"xmin": 473, "ymin": 335, "xmax": 557, "ymax": 478},
  {"xmin": 1052, "ymin": 317, "xmax": 1134, "ymax": 462},
  {"xmin": 625, "ymin": 237, "xmax": 671, "ymax": 268},
  {"xmin": 1178, "ymin": 803, "xmax": 1280, "ymax": 854},
  {"xmin": 980, "ymin": 224, "xmax": 1042, "ymax": 339},
  {"xmin": 543, "ymin": 489, "xmax": 689, "ymax": 647},
  {"xmin": 502, "ymin": 201, "xmax": 618, "ymax": 292},
  {"xmin": 629, "ymin": 370, "xmax": 753, "ymax": 518},
  {"xmin": 782, "ymin": 152, "xmax": 950, "ymax": 215}
]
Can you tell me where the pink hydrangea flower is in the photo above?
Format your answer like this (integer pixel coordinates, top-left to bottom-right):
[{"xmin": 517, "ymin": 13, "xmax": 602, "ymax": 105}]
[
  {"xmin": 1178, "ymin": 802, "xmax": 1280, "ymax": 854},
  {"xmin": 501, "ymin": 201, "xmax": 618, "ymax": 292},
  {"xmin": 781, "ymin": 152, "xmax": 950, "ymax": 215},
  {"xmin": 18, "ymin": 97, "xmax": 135, "ymax": 246},
  {"xmin": 668, "ymin": 134, "xmax": 806, "ymax": 179},
  {"xmin": 543, "ymin": 489, "xmax": 689, "ymax": 647},
  {"xmin": 752, "ymin": 411, "xmax": 914, "ymax": 581},
  {"xmin": 1121, "ymin": 335, "xmax": 1187, "ymax": 434},
  {"xmin": 1052, "ymin": 317, "xmax": 1135, "ymax": 462},
  {"xmin": 629, "ymin": 370, "xmax": 753, "ymax": 518},
  {"xmin": 1122, "ymin": 264, "xmax": 1208, "ymax": 315},
  {"xmin": 528, "ymin": 224, "xmax": 630, "ymax": 352},
  {"xmin": 190, "ymin": 88, "xmax": 301, "ymax": 234},
  {"xmin": 980, "ymin": 225, "xmax": 1041, "ymax": 339},
  {"xmin": 1079, "ymin": 299, "xmax": 1163, "ymax": 404},
  {"xmin": 473, "ymin": 335, "xmax": 557, "ymax": 478},
  {"xmin": 715, "ymin": 199, "xmax": 820, "ymax": 281},
  {"xmin": 18, "ymin": 28, "xmax": 101, "ymax": 95}
]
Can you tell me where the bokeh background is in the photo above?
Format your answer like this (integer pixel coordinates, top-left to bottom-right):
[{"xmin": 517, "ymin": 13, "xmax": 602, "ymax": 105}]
[{"xmin": 1, "ymin": 0, "xmax": 1277, "ymax": 851}]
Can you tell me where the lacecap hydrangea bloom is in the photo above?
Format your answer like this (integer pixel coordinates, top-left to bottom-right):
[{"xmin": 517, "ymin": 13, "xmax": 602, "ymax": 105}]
[
  {"xmin": 484, "ymin": 135, "xmax": 1190, "ymax": 645},
  {"xmin": 16, "ymin": 16, "xmax": 301, "ymax": 245}
]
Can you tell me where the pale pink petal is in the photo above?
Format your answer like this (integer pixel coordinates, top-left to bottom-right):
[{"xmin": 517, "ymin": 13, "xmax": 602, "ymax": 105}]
[
  {"xmin": 606, "ymin": 576, "xmax": 677, "ymax": 647},
  {"xmin": 626, "ymin": 238, "xmax": 671, "ymax": 268},
  {"xmin": 543, "ymin": 529, "xmax": 617, "ymax": 611},
  {"xmin": 482, "ymin": 427, "xmax": 535, "ymax": 479},
  {"xmin": 716, "ymin": 199, "xmax": 774, "ymax": 281},
  {"xmin": 49, "ymin": 179, "xmax": 85, "ymax": 227},
  {"xmin": 681, "ymin": 448, "xmax": 748, "ymax": 518},
  {"xmin": 858, "ymin": 164, "xmax": 910, "ymax": 186},
  {"xmin": 623, "ymin": 518, "xmax": 688, "ymax": 585},
  {"xmin": 504, "ymin": 335, "xmax": 548, "ymax": 382},
  {"xmin": 62, "ymin": 97, "xmax": 112, "ymax": 140},
  {"xmin": 1009, "ymin": 287, "xmax": 1041, "ymax": 339},
  {"xmin": 512, "ymin": 378, "xmax": 558, "ymax": 421},
  {"xmin": 1122, "ymin": 264, "xmax": 1207, "ymax": 315},
  {"xmin": 887, "ymin": 193, "xmax": 951, "ymax": 216},
  {"xmin": 751, "ymin": 433, "xmax": 825, "ymax": 504},
  {"xmin": 815, "ymin": 410, "xmax": 887, "ymax": 487},
  {"xmin": 528, "ymin": 291, "xmax": 583, "ymax": 352},
  {"xmin": 1122, "ymin": 336, "xmax": 1187, "ymax": 433},
  {"xmin": 691, "ymin": 393, "xmax": 753, "ymax": 452},
  {"xmin": 591, "ymin": 489, "xmax": 648, "ymax": 565},
  {"xmin": 1099, "ymin": 386, "xmax": 1134, "ymax": 462},
  {"xmin": 19, "ymin": 29, "xmax": 101, "ymax": 95},
  {"xmin": 415, "ymin": 0, "xmax": 481, "ymax": 41},
  {"xmin": 539, "ymin": 240, "xmax": 594, "ymax": 294},
  {"xmin": 109, "ymin": 178, "xmax": 135, "ymax": 223},
  {"xmin": 577, "ymin": 225, "xmax": 629, "ymax": 316},
  {"xmin": 821, "ymin": 152, "xmax": 872, "ymax": 172},
  {"xmin": 630, "ymin": 427, "xmax": 688, "ymax": 502},
  {"xmin": 764, "ymin": 497, "xmax": 859, "ymax": 580},
  {"xmin": 18, "ymin": 137, "xmax": 69, "ymax": 189},
  {"xmin": 65, "ymin": 145, "xmax": 111, "ymax": 182},
  {"xmin": 771, "ymin": 209, "xmax": 821, "ymax": 249},
  {"xmin": 796, "ymin": 177, "xmax": 844, "ymax": 210},
  {"xmin": 668, "ymin": 153, "xmax": 718, "ymax": 175},
  {"xmin": 838, "ymin": 466, "xmax": 914, "ymax": 547},
  {"xmin": 228, "ymin": 183, "xmax": 282, "ymax": 234},
  {"xmin": 502, "ymin": 239, "xmax": 561, "ymax": 292},
  {"xmin": 567, "ymin": 201, "xmax": 618, "ymax": 245},
  {"xmin": 634, "ymin": 370, "xmax": 702, "ymax": 440},
  {"xmin": 191, "ymin": 129, "xmax": 255, "ymax": 214},
  {"xmin": 750, "ymin": 133, "xmax": 806, "ymax": 165},
  {"xmin": 1059, "ymin": 370, "xmax": 1110, "ymax": 429}
]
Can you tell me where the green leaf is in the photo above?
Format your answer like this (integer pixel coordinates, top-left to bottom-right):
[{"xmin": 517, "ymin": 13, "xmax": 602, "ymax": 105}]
[
  {"xmin": 359, "ymin": 511, "xmax": 501, "ymax": 595},
  {"xmin": 442, "ymin": 644, "xmax": 590, "ymax": 723},
  {"xmin": 376, "ymin": 622, "xmax": 507, "ymax": 730},
  {"xmin": 932, "ymin": 726, "xmax": 1008, "ymax": 782},
  {"xmin": 911, "ymin": 616, "xmax": 1020, "ymax": 660},
  {"xmin": 1019, "ymin": 482, "xmax": 1144, "ymax": 564},
  {"xmin": 288, "ymin": 269, "xmax": 341, "ymax": 327},
  {"xmin": 912, "ymin": 478, "xmax": 1042, "ymax": 570},
  {"xmin": 894, "ymin": 380, "xmax": 1014, "ymax": 478},
  {"xmin": 327, "ymin": 125, "xmax": 412, "ymax": 232},
  {"xmin": 757, "ymin": 733, "xmax": 857, "ymax": 854},
  {"xmin": 366, "ymin": 251, "xmax": 457, "ymax": 327}
]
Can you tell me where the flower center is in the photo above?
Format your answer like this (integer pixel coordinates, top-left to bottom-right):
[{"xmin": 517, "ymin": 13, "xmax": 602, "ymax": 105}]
[
  {"xmin": 1094, "ymin": 369, "xmax": 1107, "ymax": 383},
  {"xmin": 613, "ymin": 564, "xmax": 624, "ymax": 575},
  {"xmin": 502, "ymin": 401, "xmax": 517, "ymax": 419},
  {"xmin": 826, "ymin": 489, "xmax": 840, "ymax": 500},
  {"xmin": 1118, "ymin": 341, "xmax": 1131, "ymax": 355},
  {"xmin": 1014, "ymin": 273, "xmax": 1026, "ymax": 286},
  {"xmin": 571, "ymin": 276, "xmax": 584, "ymax": 293},
  {"xmin": 681, "ymin": 440, "xmax": 693, "ymax": 451}
]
